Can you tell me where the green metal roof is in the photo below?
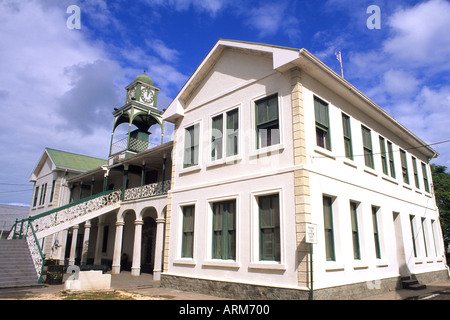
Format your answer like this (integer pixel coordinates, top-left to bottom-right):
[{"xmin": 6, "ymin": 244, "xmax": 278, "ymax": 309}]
[
  {"xmin": 46, "ymin": 148, "xmax": 107, "ymax": 172},
  {"xmin": 134, "ymin": 71, "xmax": 153, "ymax": 85}
]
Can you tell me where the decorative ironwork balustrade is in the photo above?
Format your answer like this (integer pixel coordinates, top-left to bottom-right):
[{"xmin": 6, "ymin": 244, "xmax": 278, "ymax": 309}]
[
  {"xmin": 124, "ymin": 180, "xmax": 171, "ymax": 201},
  {"xmin": 110, "ymin": 137, "xmax": 159, "ymax": 155}
]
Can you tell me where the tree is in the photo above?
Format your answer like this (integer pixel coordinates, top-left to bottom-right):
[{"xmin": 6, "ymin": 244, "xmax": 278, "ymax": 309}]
[{"xmin": 431, "ymin": 164, "xmax": 450, "ymax": 252}]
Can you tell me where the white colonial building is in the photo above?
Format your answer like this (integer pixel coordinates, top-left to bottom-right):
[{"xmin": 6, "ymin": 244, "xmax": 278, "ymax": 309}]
[
  {"xmin": 10, "ymin": 39, "xmax": 448, "ymax": 299},
  {"xmin": 160, "ymin": 40, "xmax": 448, "ymax": 299}
]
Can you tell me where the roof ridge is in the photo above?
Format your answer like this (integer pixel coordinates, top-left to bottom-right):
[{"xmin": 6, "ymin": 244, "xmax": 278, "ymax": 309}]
[
  {"xmin": 218, "ymin": 38, "xmax": 301, "ymax": 52},
  {"xmin": 45, "ymin": 147, "xmax": 106, "ymax": 161}
]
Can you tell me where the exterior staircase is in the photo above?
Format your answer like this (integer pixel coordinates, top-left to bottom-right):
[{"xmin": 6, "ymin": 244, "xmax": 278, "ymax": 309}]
[
  {"xmin": 401, "ymin": 275, "xmax": 427, "ymax": 290},
  {"xmin": 0, "ymin": 239, "xmax": 40, "ymax": 290}
]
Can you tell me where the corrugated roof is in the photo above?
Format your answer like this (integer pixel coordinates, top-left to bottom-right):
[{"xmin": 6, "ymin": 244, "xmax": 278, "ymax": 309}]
[
  {"xmin": 0, "ymin": 204, "xmax": 29, "ymax": 233},
  {"xmin": 46, "ymin": 148, "xmax": 107, "ymax": 172}
]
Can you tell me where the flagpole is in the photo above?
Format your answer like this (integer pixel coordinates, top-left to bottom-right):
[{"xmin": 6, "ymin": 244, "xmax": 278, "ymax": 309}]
[{"xmin": 335, "ymin": 51, "xmax": 344, "ymax": 79}]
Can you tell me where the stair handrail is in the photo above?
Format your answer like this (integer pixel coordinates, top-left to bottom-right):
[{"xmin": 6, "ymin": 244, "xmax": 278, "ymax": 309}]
[
  {"xmin": 7, "ymin": 188, "xmax": 122, "ymax": 240},
  {"xmin": 25, "ymin": 218, "xmax": 45, "ymax": 283}
]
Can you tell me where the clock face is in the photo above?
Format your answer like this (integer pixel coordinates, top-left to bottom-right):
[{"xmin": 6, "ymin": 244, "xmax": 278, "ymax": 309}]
[{"xmin": 140, "ymin": 87, "xmax": 154, "ymax": 104}]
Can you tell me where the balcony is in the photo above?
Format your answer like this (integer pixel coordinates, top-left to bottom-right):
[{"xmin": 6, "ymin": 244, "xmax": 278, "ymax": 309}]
[{"xmin": 123, "ymin": 180, "xmax": 171, "ymax": 201}]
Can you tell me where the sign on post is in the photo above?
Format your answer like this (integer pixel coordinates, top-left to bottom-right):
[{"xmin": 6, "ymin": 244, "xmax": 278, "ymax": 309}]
[{"xmin": 305, "ymin": 223, "xmax": 317, "ymax": 244}]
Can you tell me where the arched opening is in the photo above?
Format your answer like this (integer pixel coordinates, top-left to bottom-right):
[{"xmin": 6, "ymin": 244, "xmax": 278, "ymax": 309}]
[
  {"xmin": 121, "ymin": 210, "xmax": 136, "ymax": 271},
  {"xmin": 141, "ymin": 207, "xmax": 157, "ymax": 274}
]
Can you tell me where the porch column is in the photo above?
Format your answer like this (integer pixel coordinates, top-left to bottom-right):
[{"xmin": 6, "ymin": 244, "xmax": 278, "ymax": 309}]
[
  {"xmin": 131, "ymin": 219, "xmax": 144, "ymax": 276},
  {"xmin": 81, "ymin": 220, "xmax": 91, "ymax": 265},
  {"xmin": 153, "ymin": 218, "xmax": 165, "ymax": 280},
  {"xmin": 68, "ymin": 225, "xmax": 79, "ymax": 266},
  {"xmin": 112, "ymin": 220, "xmax": 125, "ymax": 274},
  {"xmin": 94, "ymin": 217, "xmax": 104, "ymax": 265}
]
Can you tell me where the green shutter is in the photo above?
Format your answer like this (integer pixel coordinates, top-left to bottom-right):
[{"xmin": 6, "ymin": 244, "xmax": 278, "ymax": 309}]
[
  {"xmin": 350, "ymin": 202, "xmax": 360, "ymax": 260},
  {"xmin": 212, "ymin": 200, "xmax": 236, "ymax": 260},
  {"xmin": 226, "ymin": 109, "xmax": 239, "ymax": 156},
  {"xmin": 259, "ymin": 194, "xmax": 280, "ymax": 261},
  {"xmin": 412, "ymin": 157, "xmax": 420, "ymax": 189},
  {"xmin": 342, "ymin": 114, "xmax": 353, "ymax": 159},
  {"xmin": 256, "ymin": 95, "xmax": 280, "ymax": 149},
  {"xmin": 387, "ymin": 141, "xmax": 396, "ymax": 178},
  {"xmin": 400, "ymin": 150, "xmax": 409, "ymax": 184},
  {"xmin": 372, "ymin": 206, "xmax": 381, "ymax": 259},
  {"xmin": 362, "ymin": 126, "xmax": 374, "ymax": 169},
  {"xmin": 211, "ymin": 115, "xmax": 223, "ymax": 160},
  {"xmin": 182, "ymin": 206, "xmax": 195, "ymax": 258},
  {"xmin": 379, "ymin": 137, "xmax": 388, "ymax": 175},
  {"xmin": 422, "ymin": 163, "xmax": 430, "ymax": 193},
  {"xmin": 323, "ymin": 196, "xmax": 335, "ymax": 261}
]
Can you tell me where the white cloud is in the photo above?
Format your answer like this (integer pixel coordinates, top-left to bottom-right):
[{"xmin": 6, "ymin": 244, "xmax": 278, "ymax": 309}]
[
  {"xmin": 383, "ymin": 69, "xmax": 420, "ymax": 97},
  {"xmin": 383, "ymin": 0, "xmax": 450, "ymax": 70}
]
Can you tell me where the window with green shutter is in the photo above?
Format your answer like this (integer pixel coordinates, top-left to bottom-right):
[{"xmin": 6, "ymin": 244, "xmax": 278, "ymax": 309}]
[
  {"xmin": 182, "ymin": 205, "xmax": 195, "ymax": 258},
  {"xmin": 342, "ymin": 113, "xmax": 353, "ymax": 160},
  {"xmin": 212, "ymin": 200, "xmax": 236, "ymax": 260},
  {"xmin": 412, "ymin": 157, "xmax": 420, "ymax": 189},
  {"xmin": 421, "ymin": 163, "xmax": 430, "ymax": 193},
  {"xmin": 379, "ymin": 137, "xmax": 388, "ymax": 175},
  {"xmin": 226, "ymin": 108, "xmax": 239, "ymax": 157},
  {"xmin": 387, "ymin": 141, "xmax": 396, "ymax": 178},
  {"xmin": 410, "ymin": 215, "xmax": 417, "ymax": 258},
  {"xmin": 361, "ymin": 126, "xmax": 374, "ymax": 169},
  {"xmin": 255, "ymin": 95, "xmax": 279, "ymax": 149},
  {"xmin": 33, "ymin": 186, "xmax": 39, "ymax": 207},
  {"xmin": 400, "ymin": 150, "xmax": 409, "ymax": 184},
  {"xmin": 323, "ymin": 196, "xmax": 335, "ymax": 261},
  {"xmin": 184, "ymin": 123, "xmax": 199, "ymax": 168},
  {"xmin": 259, "ymin": 194, "xmax": 280, "ymax": 261},
  {"xmin": 211, "ymin": 115, "xmax": 223, "ymax": 161},
  {"xmin": 372, "ymin": 206, "xmax": 381, "ymax": 259},
  {"xmin": 350, "ymin": 202, "xmax": 361, "ymax": 260},
  {"xmin": 315, "ymin": 97, "xmax": 331, "ymax": 150}
]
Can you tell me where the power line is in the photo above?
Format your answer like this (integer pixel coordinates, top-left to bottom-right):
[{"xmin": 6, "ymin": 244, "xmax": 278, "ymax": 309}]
[{"xmin": 0, "ymin": 189, "xmax": 33, "ymax": 194}]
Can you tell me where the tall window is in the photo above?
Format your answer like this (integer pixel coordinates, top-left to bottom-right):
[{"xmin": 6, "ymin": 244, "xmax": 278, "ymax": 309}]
[
  {"xmin": 410, "ymin": 215, "xmax": 417, "ymax": 258},
  {"xmin": 212, "ymin": 200, "xmax": 236, "ymax": 260},
  {"xmin": 255, "ymin": 95, "xmax": 279, "ymax": 149},
  {"xmin": 387, "ymin": 141, "xmax": 396, "ymax": 178},
  {"xmin": 226, "ymin": 108, "xmax": 239, "ymax": 157},
  {"xmin": 421, "ymin": 218, "xmax": 428, "ymax": 257},
  {"xmin": 323, "ymin": 196, "xmax": 335, "ymax": 261},
  {"xmin": 184, "ymin": 123, "xmax": 199, "ymax": 168},
  {"xmin": 412, "ymin": 157, "xmax": 420, "ymax": 189},
  {"xmin": 350, "ymin": 202, "xmax": 361, "ymax": 260},
  {"xmin": 211, "ymin": 115, "xmax": 223, "ymax": 161},
  {"xmin": 49, "ymin": 180, "xmax": 56, "ymax": 204},
  {"xmin": 315, "ymin": 97, "xmax": 331, "ymax": 150},
  {"xmin": 400, "ymin": 150, "xmax": 409, "ymax": 184},
  {"xmin": 362, "ymin": 126, "xmax": 374, "ymax": 169},
  {"xmin": 259, "ymin": 194, "xmax": 280, "ymax": 261},
  {"xmin": 342, "ymin": 113, "xmax": 353, "ymax": 159},
  {"xmin": 39, "ymin": 183, "xmax": 47, "ymax": 206},
  {"xmin": 33, "ymin": 186, "xmax": 39, "ymax": 207},
  {"xmin": 421, "ymin": 163, "xmax": 430, "ymax": 193},
  {"xmin": 372, "ymin": 206, "xmax": 381, "ymax": 259},
  {"xmin": 379, "ymin": 137, "xmax": 388, "ymax": 175},
  {"xmin": 182, "ymin": 205, "xmax": 195, "ymax": 258}
]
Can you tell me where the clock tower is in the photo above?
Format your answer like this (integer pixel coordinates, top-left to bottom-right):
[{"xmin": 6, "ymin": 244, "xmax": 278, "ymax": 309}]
[{"xmin": 108, "ymin": 72, "xmax": 165, "ymax": 165}]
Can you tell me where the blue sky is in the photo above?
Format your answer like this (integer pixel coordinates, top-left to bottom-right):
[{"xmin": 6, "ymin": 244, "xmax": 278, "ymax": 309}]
[{"xmin": 0, "ymin": 0, "xmax": 449, "ymax": 206}]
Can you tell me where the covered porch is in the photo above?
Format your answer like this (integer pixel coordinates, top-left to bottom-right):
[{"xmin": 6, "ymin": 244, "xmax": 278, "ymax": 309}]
[{"xmin": 40, "ymin": 142, "xmax": 173, "ymax": 279}]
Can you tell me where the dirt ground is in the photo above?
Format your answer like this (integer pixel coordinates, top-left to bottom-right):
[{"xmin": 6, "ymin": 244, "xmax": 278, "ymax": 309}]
[{"xmin": 3, "ymin": 289, "xmax": 170, "ymax": 300}]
